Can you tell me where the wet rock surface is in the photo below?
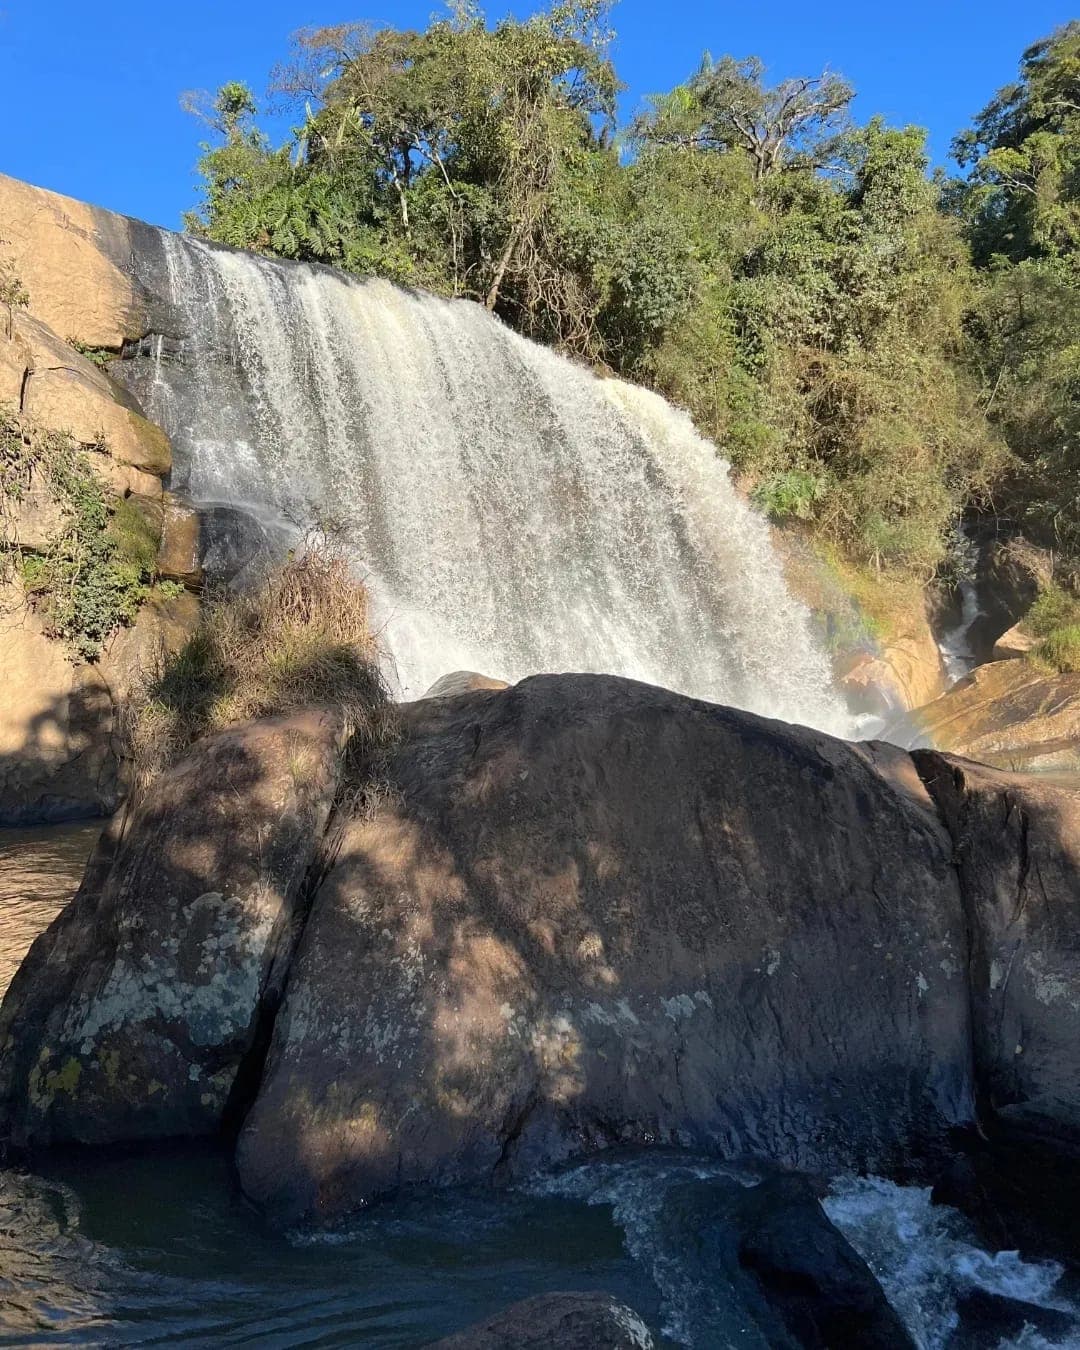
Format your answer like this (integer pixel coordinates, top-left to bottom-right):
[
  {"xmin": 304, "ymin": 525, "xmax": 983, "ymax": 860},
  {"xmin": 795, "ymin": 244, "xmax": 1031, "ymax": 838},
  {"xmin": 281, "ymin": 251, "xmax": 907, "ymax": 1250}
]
[
  {"xmin": 948, "ymin": 1287, "xmax": 1077, "ymax": 1349},
  {"xmin": 656, "ymin": 1172, "xmax": 915, "ymax": 1349}
]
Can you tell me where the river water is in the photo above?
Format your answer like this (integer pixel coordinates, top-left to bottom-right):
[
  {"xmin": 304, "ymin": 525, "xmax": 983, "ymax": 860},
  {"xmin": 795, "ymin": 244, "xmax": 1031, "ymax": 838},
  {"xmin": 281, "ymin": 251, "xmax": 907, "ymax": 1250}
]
[
  {"xmin": 0, "ymin": 824, "xmax": 100, "ymax": 995},
  {"xmin": 0, "ymin": 829, "xmax": 1077, "ymax": 1348}
]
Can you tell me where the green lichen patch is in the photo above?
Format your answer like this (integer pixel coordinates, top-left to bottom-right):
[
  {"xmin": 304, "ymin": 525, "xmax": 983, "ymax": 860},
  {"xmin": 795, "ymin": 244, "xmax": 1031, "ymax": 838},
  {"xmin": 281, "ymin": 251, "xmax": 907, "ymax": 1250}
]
[{"xmin": 27, "ymin": 1048, "xmax": 83, "ymax": 1113}]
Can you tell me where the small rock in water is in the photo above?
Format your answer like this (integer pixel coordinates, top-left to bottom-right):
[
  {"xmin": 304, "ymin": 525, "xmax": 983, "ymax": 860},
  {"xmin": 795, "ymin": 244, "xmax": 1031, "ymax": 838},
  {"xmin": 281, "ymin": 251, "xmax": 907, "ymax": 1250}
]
[
  {"xmin": 425, "ymin": 1291, "xmax": 655, "ymax": 1348},
  {"xmin": 948, "ymin": 1287, "xmax": 1079, "ymax": 1349}
]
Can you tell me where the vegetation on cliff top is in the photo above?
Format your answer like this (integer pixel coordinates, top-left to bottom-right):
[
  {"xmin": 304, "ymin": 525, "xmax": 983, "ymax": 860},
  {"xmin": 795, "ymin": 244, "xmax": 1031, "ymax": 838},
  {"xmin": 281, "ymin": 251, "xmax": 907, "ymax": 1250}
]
[{"xmin": 185, "ymin": 8, "xmax": 1080, "ymax": 596}]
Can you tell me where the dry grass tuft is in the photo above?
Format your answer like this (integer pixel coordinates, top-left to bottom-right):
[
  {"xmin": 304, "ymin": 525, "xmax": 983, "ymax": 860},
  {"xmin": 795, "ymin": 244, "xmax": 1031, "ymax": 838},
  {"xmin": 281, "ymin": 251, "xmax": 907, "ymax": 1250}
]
[{"xmin": 124, "ymin": 535, "xmax": 394, "ymax": 794}]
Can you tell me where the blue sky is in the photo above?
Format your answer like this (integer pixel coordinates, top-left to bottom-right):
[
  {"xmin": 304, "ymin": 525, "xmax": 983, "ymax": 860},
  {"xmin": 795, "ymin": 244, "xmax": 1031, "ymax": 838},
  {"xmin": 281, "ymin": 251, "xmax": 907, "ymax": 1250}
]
[{"xmin": 2, "ymin": 0, "xmax": 1074, "ymax": 229}]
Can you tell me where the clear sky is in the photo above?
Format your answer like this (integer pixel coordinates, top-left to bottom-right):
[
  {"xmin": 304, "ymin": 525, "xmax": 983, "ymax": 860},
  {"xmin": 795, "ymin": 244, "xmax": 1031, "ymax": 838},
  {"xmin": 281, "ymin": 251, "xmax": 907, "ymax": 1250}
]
[{"xmin": 1, "ymin": 0, "xmax": 1074, "ymax": 229}]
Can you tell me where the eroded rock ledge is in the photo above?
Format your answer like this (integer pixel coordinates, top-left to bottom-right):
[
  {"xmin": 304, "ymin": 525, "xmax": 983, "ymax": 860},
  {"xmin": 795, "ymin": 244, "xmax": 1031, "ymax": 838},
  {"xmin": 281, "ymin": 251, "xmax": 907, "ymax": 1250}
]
[{"xmin": 1, "ymin": 674, "xmax": 1077, "ymax": 1234}]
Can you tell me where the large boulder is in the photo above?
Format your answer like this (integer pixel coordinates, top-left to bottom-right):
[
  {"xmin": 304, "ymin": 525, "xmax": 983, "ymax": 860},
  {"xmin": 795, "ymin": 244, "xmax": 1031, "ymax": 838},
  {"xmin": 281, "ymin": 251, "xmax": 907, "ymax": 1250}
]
[
  {"xmin": 422, "ymin": 670, "xmax": 511, "ymax": 699},
  {"xmin": 237, "ymin": 674, "xmax": 973, "ymax": 1224},
  {"xmin": 905, "ymin": 661, "xmax": 1080, "ymax": 772},
  {"xmin": 0, "ymin": 709, "xmax": 346, "ymax": 1147}
]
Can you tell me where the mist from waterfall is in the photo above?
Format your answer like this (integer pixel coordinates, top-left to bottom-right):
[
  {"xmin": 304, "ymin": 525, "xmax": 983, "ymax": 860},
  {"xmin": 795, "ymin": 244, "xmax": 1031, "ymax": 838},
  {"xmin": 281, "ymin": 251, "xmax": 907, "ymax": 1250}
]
[{"xmin": 122, "ymin": 233, "xmax": 850, "ymax": 734}]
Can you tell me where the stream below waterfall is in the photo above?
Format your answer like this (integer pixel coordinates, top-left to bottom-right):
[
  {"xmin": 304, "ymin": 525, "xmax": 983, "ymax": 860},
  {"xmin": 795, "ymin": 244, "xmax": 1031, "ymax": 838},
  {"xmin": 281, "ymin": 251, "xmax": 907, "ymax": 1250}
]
[{"xmin": 1, "ymin": 831, "xmax": 1078, "ymax": 1348}]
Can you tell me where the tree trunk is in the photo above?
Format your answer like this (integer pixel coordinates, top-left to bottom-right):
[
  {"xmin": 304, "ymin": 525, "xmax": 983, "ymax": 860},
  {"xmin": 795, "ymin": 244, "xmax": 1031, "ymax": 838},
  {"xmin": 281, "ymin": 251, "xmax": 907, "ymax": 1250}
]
[{"xmin": 485, "ymin": 225, "xmax": 520, "ymax": 312}]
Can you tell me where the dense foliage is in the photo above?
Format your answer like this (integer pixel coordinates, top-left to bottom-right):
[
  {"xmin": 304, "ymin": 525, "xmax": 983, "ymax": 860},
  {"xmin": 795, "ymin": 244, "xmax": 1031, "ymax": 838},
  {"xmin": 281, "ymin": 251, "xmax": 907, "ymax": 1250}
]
[
  {"xmin": 186, "ymin": 7, "xmax": 1080, "ymax": 583},
  {"xmin": 956, "ymin": 22, "xmax": 1080, "ymax": 579}
]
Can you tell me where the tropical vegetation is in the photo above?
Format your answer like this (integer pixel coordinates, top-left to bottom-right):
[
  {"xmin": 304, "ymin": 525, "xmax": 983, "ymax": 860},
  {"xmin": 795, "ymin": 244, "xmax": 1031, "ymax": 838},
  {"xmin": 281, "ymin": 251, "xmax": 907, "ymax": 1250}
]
[{"xmin": 184, "ymin": 7, "xmax": 1080, "ymax": 591}]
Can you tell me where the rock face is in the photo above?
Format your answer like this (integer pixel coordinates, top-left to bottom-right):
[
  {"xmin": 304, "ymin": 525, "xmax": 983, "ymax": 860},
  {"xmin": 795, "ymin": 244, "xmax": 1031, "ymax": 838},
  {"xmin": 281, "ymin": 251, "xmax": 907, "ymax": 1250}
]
[
  {"xmin": 966, "ymin": 533, "xmax": 1054, "ymax": 664},
  {"xmin": 0, "ymin": 710, "xmax": 346, "ymax": 1146},
  {"xmin": 237, "ymin": 675, "xmax": 972, "ymax": 1224},
  {"xmin": 0, "ymin": 173, "xmax": 204, "ymax": 824},
  {"xmin": 773, "ymin": 526, "xmax": 947, "ymax": 715},
  {"xmin": 427, "ymin": 1293, "xmax": 655, "ymax": 1349},
  {"xmin": 0, "ymin": 171, "xmax": 153, "ymax": 349},
  {"xmin": 904, "ymin": 660, "xmax": 1080, "ymax": 772},
  {"xmin": 156, "ymin": 493, "xmax": 204, "ymax": 588},
  {"xmin": 914, "ymin": 752, "xmax": 1080, "ymax": 1116},
  {"xmin": 0, "ymin": 591, "xmax": 117, "ymax": 824},
  {"xmin": 15, "ymin": 313, "xmax": 171, "ymax": 476},
  {"xmin": 838, "ymin": 634, "xmax": 946, "ymax": 719}
]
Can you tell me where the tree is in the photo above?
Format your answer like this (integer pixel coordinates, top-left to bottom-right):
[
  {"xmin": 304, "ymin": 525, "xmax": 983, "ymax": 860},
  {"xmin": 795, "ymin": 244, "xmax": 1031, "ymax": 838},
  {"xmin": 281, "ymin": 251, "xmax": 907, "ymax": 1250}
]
[
  {"xmin": 635, "ymin": 54, "xmax": 853, "ymax": 182},
  {"xmin": 954, "ymin": 24, "xmax": 1080, "ymax": 573},
  {"xmin": 954, "ymin": 22, "xmax": 1080, "ymax": 261},
  {"xmin": 253, "ymin": 1, "xmax": 620, "ymax": 318}
]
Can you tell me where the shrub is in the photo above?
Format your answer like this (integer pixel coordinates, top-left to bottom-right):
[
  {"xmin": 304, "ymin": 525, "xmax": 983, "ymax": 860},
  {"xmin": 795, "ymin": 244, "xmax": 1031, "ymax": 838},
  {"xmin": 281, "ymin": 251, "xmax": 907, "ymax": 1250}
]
[
  {"xmin": 1, "ymin": 411, "xmax": 156, "ymax": 658},
  {"xmin": 67, "ymin": 339, "xmax": 116, "ymax": 370},
  {"xmin": 1032, "ymin": 625, "xmax": 1080, "ymax": 675},
  {"xmin": 0, "ymin": 239, "xmax": 29, "ymax": 317},
  {"xmin": 123, "ymin": 537, "xmax": 392, "ymax": 791},
  {"xmin": 752, "ymin": 469, "xmax": 828, "ymax": 522},
  {"xmin": 1027, "ymin": 582, "xmax": 1080, "ymax": 638}
]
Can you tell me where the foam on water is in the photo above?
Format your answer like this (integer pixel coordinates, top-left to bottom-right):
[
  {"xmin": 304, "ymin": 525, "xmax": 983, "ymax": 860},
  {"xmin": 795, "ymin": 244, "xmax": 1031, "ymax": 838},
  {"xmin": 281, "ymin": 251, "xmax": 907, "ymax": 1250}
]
[
  {"xmin": 824, "ymin": 1177, "xmax": 1076, "ymax": 1350},
  {"xmin": 526, "ymin": 1157, "xmax": 1080, "ymax": 1349}
]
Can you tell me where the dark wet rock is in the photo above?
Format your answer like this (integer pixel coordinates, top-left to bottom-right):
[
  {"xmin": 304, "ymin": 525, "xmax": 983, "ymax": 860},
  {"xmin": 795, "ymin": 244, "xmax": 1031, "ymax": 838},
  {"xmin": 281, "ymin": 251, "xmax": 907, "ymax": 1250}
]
[
  {"xmin": 194, "ymin": 504, "xmax": 291, "ymax": 590},
  {"xmin": 238, "ymin": 674, "xmax": 972, "ymax": 1225},
  {"xmin": 966, "ymin": 533, "xmax": 1054, "ymax": 665},
  {"xmin": 734, "ymin": 1174, "xmax": 915, "ymax": 1348},
  {"xmin": 913, "ymin": 753, "xmax": 1080, "ymax": 1115},
  {"xmin": 656, "ymin": 1172, "xmax": 915, "ymax": 1349},
  {"xmin": 426, "ymin": 1291, "xmax": 656, "ymax": 1349},
  {"xmin": 0, "ymin": 709, "xmax": 346, "ymax": 1147},
  {"xmin": 917, "ymin": 753, "xmax": 1080, "ymax": 1265},
  {"xmin": 934, "ymin": 1103, "xmax": 1080, "ymax": 1268},
  {"xmin": 948, "ymin": 1286, "xmax": 1078, "ymax": 1348}
]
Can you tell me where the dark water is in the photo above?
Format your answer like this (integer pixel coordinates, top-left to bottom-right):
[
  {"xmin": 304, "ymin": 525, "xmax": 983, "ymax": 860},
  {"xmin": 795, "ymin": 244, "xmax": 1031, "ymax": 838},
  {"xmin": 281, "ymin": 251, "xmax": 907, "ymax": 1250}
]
[
  {"xmin": 0, "ymin": 829, "xmax": 1078, "ymax": 1348},
  {"xmin": 0, "ymin": 1151, "xmax": 666, "ymax": 1346}
]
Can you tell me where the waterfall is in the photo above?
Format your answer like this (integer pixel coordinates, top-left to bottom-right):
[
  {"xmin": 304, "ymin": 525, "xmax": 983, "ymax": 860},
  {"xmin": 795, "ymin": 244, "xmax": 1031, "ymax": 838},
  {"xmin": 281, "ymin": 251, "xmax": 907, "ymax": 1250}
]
[{"xmin": 118, "ymin": 234, "xmax": 850, "ymax": 734}]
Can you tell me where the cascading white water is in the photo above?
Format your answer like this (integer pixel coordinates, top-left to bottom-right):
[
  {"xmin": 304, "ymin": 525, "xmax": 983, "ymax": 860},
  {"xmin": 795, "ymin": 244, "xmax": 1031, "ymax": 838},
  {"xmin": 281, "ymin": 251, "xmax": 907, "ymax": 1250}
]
[{"xmin": 128, "ymin": 234, "xmax": 850, "ymax": 734}]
